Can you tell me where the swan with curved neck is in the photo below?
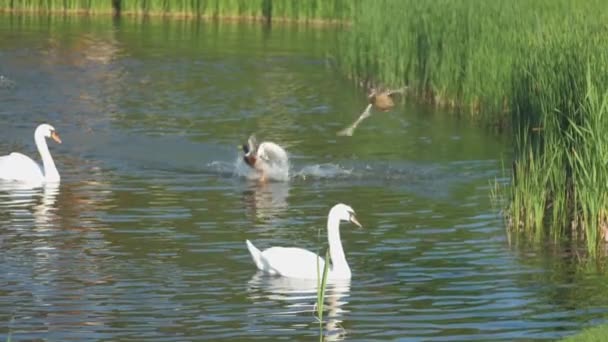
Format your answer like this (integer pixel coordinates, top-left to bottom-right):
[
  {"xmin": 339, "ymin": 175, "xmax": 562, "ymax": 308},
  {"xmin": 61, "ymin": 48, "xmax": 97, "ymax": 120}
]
[
  {"xmin": 0, "ymin": 123, "xmax": 62, "ymax": 185},
  {"xmin": 245, "ymin": 203, "xmax": 362, "ymax": 280},
  {"xmin": 242, "ymin": 134, "xmax": 289, "ymax": 182}
]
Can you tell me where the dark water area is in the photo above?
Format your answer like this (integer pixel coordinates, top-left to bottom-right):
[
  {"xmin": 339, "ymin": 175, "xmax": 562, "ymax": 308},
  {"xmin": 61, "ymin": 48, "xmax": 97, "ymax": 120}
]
[{"xmin": 0, "ymin": 14, "xmax": 606, "ymax": 341}]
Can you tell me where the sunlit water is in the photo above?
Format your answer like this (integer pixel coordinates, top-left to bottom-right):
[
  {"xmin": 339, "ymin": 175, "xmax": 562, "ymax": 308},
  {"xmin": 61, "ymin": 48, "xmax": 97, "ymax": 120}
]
[{"xmin": 1, "ymin": 14, "xmax": 607, "ymax": 341}]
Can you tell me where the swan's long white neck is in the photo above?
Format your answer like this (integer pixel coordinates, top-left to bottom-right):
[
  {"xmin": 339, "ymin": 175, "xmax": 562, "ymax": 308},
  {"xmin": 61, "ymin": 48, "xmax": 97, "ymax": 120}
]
[
  {"xmin": 327, "ymin": 211, "xmax": 351, "ymax": 278},
  {"xmin": 35, "ymin": 129, "xmax": 59, "ymax": 182}
]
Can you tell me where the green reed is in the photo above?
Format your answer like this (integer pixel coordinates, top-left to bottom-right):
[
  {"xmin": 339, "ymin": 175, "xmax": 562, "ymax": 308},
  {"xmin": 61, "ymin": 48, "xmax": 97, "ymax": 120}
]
[
  {"xmin": 336, "ymin": 0, "xmax": 521, "ymax": 121},
  {"xmin": 0, "ymin": 0, "xmax": 353, "ymax": 21},
  {"xmin": 335, "ymin": 0, "xmax": 608, "ymax": 254},
  {"xmin": 0, "ymin": 0, "xmax": 112, "ymax": 13},
  {"xmin": 120, "ymin": 0, "xmax": 259, "ymax": 18},
  {"xmin": 504, "ymin": 65, "xmax": 608, "ymax": 255},
  {"xmin": 315, "ymin": 250, "xmax": 330, "ymax": 341},
  {"xmin": 504, "ymin": 16, "xmax": 608, "ymax": 255},
  {"xmin": 561, "ymin": 323, "xmax": 608, "ymax": 342},
  {"xmin": 335, "ymin": 0, "xmax": 608, "ymax": 121}
]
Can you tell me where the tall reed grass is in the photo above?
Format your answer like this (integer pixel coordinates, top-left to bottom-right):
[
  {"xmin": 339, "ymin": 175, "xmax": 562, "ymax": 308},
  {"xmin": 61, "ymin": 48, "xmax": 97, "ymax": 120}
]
[
  {"xmin": 316, "ymin": 250, "xmax": 330, "ymax": 341},
  {"xmin": 335, "ymin": 0, "xmax": 608, "ymax": 120},
  {"xmin": 0, "ymin": 0, "xmax": 111, "ymax": 13},
  {"xmin": 0, "ymin": 0, "xmax": 354, "ymax": 21},
  {"xmin": 334, "ymin": 0, "xmax": 608, "ymax": 253},
  {"xmin": 507, "ymin": 67, "xmax": 608, "ymax": 256},
  {"xmin": 506, "ymin": 11, "xmax": 608, "ymax": 255}
]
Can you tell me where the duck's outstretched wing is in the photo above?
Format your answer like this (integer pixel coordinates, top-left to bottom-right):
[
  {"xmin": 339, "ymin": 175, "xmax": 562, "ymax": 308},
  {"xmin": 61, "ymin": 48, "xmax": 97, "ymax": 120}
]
[
  {"xmin": 385, "ymin": 86, "xmax": 408, "ymax": 97},
  {"xmin": 243, "ymin": 134, "xmax": 258, "ymax": 155},
  {"xmin": 337, "ymin": 103, "xmax": 373, "ymax": 137}
]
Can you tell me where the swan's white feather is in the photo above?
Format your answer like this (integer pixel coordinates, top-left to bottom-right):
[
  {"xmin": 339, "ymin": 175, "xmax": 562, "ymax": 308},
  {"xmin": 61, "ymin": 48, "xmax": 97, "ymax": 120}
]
[
  {"xmin": 249, "ymin": 243, "xmax": 327, "ymax": 279},
  {"xmin": 246, "ymin": 204, "xmax": 357, "ymax": 280},
  {"xmin": 0, "ymin": 152, "xmax": 44, "ymax": 183}
]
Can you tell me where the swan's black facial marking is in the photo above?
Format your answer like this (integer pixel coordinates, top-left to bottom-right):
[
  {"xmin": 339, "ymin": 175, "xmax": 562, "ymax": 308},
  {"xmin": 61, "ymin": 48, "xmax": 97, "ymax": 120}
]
[
  {"xmin": 50, "ymin": 129, "xmax": 62, "ymax": 144},
  {"xmin": 347, "ymin": 209, "xmax": 362, "ymax": 228},
  {"xmin": 242, "ymin": 144, "xmax": 250, "ymax": 154}
]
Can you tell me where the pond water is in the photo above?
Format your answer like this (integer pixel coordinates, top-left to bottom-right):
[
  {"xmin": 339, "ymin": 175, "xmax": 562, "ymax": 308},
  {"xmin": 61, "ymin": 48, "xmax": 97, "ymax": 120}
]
[{"xmin": 0, "ymin": 14, "xmax": 607, "ymax": 341}]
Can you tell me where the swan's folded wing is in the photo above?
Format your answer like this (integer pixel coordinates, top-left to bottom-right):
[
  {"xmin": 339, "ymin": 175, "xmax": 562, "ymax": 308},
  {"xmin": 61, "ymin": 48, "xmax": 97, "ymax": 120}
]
[
  {"xmin": 260, "ymin": 247, "xmax": 326, "ymax": 279},
  {"xmin": 0, "ymin": 152, "xmax": 43, "ymax": 181}
]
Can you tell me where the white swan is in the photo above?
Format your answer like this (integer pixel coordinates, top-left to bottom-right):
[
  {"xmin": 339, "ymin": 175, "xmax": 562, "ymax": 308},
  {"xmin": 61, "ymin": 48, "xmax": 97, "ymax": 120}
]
[
  {"xmin": 242, "ymin": 134, "xmax": 289, "ymax": 182},
  {"xmin": 246, "ymin": 203, "xmax": 362, "ymax": 280},
  {"xmin": 0, "ymin": 123, "xmax": 62, "ymax": 185}
]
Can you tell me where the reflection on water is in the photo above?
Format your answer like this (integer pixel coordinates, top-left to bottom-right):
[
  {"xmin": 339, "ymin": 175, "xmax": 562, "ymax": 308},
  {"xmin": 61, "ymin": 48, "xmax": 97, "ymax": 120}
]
[
  {"xmin": 248, "ymin": 272, "xmax": 350, "ymax": 341},
  {"xmin": 0, "ymin": 182, "xmax": 59, "ymax": 231},
  {"xmin": 242, "ymin": 181, "xmax": 289, "ymax": 221}
]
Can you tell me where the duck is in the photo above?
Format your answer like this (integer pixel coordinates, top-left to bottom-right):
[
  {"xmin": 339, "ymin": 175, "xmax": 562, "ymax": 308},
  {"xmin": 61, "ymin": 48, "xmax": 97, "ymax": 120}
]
[
  {"xmin": 0, "ymin": 123, "xmax": 62, "ymax": 186},
  {"xmin": 245, "ymin": 203, "xmax": 362, "ymax": 280},
  {"xmin": 337, "ymin": 87, "xmax": 407, "ymax": 136},
  {"xmin": 369, "ymin": 87, "xmax": 401, "ymax": 111},
  {"xmin": 242, "ymin": 134, "xmax": 289, "ymax": 182}
]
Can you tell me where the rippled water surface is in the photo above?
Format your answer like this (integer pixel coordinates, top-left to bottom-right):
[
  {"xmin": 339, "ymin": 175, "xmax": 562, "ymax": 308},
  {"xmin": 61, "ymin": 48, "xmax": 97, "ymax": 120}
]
[{"xmin": 1, "ymin": 14, "xmax": 607, "ymax": 341}]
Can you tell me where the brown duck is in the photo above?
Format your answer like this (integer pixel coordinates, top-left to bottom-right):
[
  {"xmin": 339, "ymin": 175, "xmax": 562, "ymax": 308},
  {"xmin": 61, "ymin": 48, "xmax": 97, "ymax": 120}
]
[{"xmin": 338, "ymin": 87, "xmax": 407, "ymax": 136}]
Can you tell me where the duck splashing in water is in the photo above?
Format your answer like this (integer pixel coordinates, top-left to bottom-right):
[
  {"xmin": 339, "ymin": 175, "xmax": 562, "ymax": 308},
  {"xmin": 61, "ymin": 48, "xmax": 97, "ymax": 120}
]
[{"xmin": 242, "ymin": 135, "xmax": 289, "ymax": 182}]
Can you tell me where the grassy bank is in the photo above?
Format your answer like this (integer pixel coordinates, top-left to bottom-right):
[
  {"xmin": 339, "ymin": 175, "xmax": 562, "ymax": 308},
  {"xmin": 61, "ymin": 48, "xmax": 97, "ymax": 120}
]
[
  {"xmin": 562, "ymin": 324, "xmax": 608, "ymax": 341},
  {"xmin": 0, "ymin": 0, "xmax": 353, "ymax": 22},
  {"xmin": 334, "ymin": 0, "xmax": 608, "ymax": 255}
]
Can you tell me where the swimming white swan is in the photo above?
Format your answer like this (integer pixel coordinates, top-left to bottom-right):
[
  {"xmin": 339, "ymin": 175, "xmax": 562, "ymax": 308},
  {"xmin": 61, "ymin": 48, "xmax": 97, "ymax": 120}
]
[
  {"xmin": 0, "ymin": 123, "xmax": 62, "ymax": 185},
  {"xmin": 246, "ymin": 203, "xmax": 362, "ymax": 280},
  {"xmin": 242, "ymin": 134, "xmax": 289, "ymax": 182}
]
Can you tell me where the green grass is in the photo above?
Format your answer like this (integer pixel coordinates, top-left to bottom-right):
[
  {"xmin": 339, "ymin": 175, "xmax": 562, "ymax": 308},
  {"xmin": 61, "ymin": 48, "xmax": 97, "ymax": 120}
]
[
  {"xmin": 315, "ymin": 250, "xmax": 330, "ymax": 341},
  {"xmin": 335, "ymin": 0, "xmax": 519, "ymax": 121},
  {"xmin": 331, "ymin": 0, "xmax": 608, "ymax": 254},
  {"xmin": 0, "ymin": 0, "xmax": 112, "ymax": 13},
  {"xmin": 335, "ymin": 0, "xmax": 608, "ymax": 121},
  {"xmin": 561, "ymin": 324, "xmax": 608, "ymax": 341},
  {"xmin": 502, "ymin": 67, "xmax": 608, "ymax": 256},
  {"xmin": 0, "ymin": 0, "xmax": 354, "ymax": 21}
]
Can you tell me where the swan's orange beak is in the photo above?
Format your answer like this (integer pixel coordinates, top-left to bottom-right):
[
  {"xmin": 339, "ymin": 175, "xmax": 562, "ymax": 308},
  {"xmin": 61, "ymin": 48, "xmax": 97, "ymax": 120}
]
[
  {"xmin": 350, "ymin": 215, "xmax": 362, "ymax": 228},
  {"xmin": 51, "ymin": 131, "xmax": 62, "ymax": 144}
]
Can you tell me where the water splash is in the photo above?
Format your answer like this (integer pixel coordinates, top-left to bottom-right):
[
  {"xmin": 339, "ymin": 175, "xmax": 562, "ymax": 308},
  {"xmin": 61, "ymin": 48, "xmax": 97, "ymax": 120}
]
[
  {"xmin": 209, "ymin": 158, "xmax": 352, "ymax": 182},
  {"xmin": 0, "ymin": 75, "xmax": 16, "ymax": 89},
  {"xmin": 293, "ymin": 163, "xmax": 353, "ymax": 180}
]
